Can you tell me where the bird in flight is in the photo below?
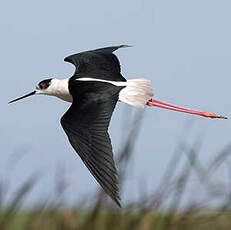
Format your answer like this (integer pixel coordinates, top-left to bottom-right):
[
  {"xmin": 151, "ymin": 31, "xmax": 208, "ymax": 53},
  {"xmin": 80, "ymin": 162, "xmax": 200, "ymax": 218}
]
[{"xmin": 9, "ymin": 45, "xmax": 227, "ymax": 207}]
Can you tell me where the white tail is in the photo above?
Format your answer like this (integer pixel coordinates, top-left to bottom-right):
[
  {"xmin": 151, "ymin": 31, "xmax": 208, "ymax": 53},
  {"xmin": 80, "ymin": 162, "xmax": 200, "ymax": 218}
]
[{"xmin": 119, "ymin": 79, "xmax": 153, "ymax": 108}]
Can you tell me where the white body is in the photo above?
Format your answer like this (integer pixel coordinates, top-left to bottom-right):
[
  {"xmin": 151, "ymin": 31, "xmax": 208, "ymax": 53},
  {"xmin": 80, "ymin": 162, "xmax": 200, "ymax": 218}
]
[{"xmin": 37, "ymin": 78, "xmax": 153, "ymax": 108}]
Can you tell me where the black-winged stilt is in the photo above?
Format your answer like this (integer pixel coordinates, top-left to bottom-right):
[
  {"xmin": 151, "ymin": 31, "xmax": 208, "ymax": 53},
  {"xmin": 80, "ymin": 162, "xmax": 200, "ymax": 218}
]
[{"xmin": 9, "ymin": 45, "xmax": 227, "ymax": 206}]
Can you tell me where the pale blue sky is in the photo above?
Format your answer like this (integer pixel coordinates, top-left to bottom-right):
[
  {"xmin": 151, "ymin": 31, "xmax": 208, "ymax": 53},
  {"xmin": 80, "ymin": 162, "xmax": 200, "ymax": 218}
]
[{"xmin": 1, "ymin": 0, "xmax": 230, "ymax": 206}]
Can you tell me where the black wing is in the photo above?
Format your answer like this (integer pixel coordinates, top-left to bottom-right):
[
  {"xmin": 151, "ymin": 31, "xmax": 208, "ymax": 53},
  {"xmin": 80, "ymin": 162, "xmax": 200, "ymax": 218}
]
[
  {"xmin": 64, "ymin": 45, "xmax": 130, "ymax": 82},
  {"xmin": 61, "ymin": 80, "xmax": 124, "ymax": 207}
]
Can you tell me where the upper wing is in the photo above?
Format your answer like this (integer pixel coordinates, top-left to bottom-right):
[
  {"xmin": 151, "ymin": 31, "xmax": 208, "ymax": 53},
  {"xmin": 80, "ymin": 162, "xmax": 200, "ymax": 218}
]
[
  {"xmin": 60, "ymin": 80, "xmax": 123, "ymax": 206},
  {"xmin": 64, "ymin": 45, "xmax": 130, "ymax": 81}
]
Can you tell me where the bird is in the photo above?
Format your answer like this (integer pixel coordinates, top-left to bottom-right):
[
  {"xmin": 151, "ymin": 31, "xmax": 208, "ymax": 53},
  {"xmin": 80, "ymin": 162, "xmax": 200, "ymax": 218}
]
[{"xmin": 9, "ymin": 45, "xmax": 227, "ymax": 207}]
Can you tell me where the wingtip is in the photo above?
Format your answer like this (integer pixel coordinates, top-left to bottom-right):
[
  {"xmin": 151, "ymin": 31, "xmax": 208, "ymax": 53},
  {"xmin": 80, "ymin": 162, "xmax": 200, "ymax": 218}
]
[
  {"xmin": 113, "ymin": 197, "xmax": 122, "ymax": 208},
  {"xmin": 119, "ymin": 45, "xmax": 133, "ymax": 49},
  {"xmin": 116, "ymin": 201, "xmax": 122, "ymax": 208}
]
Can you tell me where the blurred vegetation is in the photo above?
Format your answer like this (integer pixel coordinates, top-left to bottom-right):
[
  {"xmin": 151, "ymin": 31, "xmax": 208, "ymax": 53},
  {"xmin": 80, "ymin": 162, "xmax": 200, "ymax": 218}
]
[{"xmin": 2, "ymin": 110, "xmax": 231, "ymax": 229}]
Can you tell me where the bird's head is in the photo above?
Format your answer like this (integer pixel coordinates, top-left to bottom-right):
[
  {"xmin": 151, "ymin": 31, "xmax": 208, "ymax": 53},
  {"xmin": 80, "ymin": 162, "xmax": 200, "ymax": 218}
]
[{"xmin": 9, "ymin": 78, "xmax": 57, "ymax": 104}]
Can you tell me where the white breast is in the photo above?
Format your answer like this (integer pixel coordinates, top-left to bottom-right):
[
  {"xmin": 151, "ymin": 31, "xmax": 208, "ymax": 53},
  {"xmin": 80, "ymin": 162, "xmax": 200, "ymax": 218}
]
[{"xmin": 55, "ymin": 79, "xmax": 73, "ymax": 102}]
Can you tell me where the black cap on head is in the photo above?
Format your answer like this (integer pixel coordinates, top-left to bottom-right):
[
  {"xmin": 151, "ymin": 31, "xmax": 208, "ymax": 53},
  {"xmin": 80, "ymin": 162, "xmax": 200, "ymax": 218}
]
[{"xmin": 37, "ymin": 78, "xmax": 52, "ymax": 90}]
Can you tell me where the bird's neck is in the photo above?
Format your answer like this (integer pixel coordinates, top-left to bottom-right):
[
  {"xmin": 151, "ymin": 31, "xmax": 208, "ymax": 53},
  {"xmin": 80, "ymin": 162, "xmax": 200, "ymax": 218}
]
[{"xmin": 50, "ymin": 78, "xmax": 73, "ymax": 102}]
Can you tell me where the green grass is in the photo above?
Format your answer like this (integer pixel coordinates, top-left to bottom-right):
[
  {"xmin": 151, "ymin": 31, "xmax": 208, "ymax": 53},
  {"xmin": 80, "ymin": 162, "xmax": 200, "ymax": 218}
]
[{"xmin": 1, "ymin": 208, "xmax": 231, "ymax": 230}]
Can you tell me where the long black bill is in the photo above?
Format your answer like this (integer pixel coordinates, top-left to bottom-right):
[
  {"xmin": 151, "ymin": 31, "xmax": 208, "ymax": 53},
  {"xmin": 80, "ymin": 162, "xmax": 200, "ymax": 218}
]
[{"xmin": 8, "ymin": 91, "xmax": 36, "ymax": 104}]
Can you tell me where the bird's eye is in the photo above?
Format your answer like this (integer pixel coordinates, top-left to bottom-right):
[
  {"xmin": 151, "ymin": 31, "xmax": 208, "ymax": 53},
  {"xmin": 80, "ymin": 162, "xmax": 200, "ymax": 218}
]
[{"xmin": 38, "ymin": 83, "xmax": 43, "ymax": 89}]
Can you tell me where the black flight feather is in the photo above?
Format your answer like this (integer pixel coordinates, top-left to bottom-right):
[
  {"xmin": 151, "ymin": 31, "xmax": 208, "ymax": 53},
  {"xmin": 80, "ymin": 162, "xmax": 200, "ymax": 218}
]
[{"xmin": 61, "ymin": 80, "xmax": 125, "ymax": 207}]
